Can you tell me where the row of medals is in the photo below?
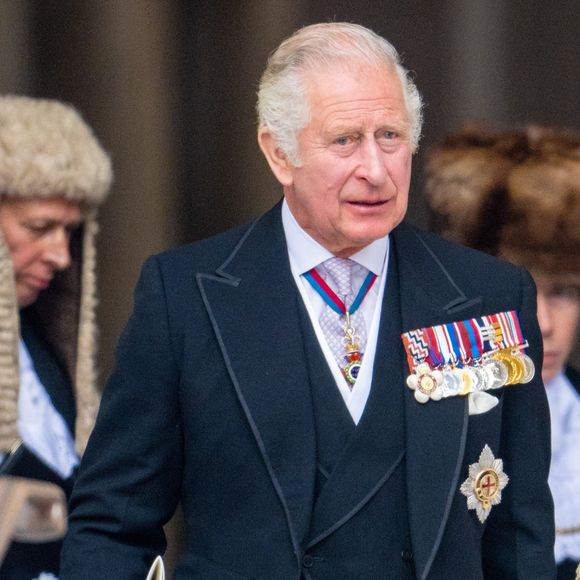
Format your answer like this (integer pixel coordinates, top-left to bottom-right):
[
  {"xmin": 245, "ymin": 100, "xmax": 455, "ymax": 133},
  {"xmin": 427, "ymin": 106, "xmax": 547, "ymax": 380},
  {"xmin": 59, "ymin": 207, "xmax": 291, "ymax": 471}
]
[{"xmin": 408, "ymin": 347, "xmax": 536, "ymax": 399}]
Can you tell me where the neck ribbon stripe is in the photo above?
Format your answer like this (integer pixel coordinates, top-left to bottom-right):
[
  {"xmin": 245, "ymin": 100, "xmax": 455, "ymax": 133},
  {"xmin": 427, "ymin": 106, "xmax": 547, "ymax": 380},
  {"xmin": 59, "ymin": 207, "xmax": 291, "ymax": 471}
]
[{"xmin": 304, "ymin": 267, "xmax": 377, "ymax": 316}]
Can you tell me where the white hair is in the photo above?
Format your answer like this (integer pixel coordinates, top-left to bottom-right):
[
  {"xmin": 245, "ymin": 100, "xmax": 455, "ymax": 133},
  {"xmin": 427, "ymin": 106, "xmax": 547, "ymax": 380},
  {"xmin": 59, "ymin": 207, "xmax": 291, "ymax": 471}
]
[{"xmin": 257, "ymin": 22, "xmax": 424, "ymax": 164}]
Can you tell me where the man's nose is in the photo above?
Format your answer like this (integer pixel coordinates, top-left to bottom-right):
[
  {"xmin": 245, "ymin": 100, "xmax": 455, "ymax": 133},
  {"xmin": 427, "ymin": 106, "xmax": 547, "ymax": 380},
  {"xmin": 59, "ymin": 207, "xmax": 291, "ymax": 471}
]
[
  {"xmin": 44, "ymin": 229, "xmax": 72, "ymax": 271},
  {"xmin": 357, "ymin": 139, "xmax": 388, "ymax": 185},
  {"xmin": 536, "ymin": 292, "xmax": 553, "ymax": 337}
]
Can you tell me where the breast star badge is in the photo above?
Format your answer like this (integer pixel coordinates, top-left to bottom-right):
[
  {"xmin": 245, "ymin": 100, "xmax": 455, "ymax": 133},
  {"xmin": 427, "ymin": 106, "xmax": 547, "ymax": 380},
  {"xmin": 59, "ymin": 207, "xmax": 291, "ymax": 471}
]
[{"xmin": 460, "ymin": 445, "xmax": 508, "ymax": 523}]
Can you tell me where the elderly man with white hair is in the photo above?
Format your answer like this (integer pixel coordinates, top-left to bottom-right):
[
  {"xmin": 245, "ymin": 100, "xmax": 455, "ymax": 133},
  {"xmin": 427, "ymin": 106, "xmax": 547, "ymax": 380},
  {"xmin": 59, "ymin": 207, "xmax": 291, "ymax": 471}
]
[{"xmin": 61, "ymin": 23, "xmax": 554, "ymax": 579}]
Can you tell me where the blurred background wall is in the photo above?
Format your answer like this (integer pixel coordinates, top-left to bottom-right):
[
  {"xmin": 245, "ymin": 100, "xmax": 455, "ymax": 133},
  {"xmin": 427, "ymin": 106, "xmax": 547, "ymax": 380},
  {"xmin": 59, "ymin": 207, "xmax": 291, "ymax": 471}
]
[{"xmin": 1, "ymin": 0, "xmax": 579, "ymax": 569}]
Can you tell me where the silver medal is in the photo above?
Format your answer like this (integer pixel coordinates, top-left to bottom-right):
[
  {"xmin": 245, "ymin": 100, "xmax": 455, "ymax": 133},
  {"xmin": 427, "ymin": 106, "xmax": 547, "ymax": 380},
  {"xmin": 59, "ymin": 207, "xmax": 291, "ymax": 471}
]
[
  {"xmin": 519, "ymin": 353, "xmax": 535, "ymax": 384},
  {"xmin": 471, "ymin": 366, "xmax": 488, "ymax": 391},
  {"xmin": 484, "ymin": 359, "xmax": 508, "ymax": 389},
  {"xmin": 442, "ymin": 368, "xmax": 462, "ymax": 397}
]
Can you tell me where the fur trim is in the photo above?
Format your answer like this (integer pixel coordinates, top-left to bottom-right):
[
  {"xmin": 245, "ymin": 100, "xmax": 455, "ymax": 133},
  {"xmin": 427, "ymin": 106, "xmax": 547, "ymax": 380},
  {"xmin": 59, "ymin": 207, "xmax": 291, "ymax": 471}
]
[
  {"xmin": 424, "ymin": 125, "xmax": 580, "ymax": 278},
  {"xmin": 0, "ymin": 96, "xmax": 112, "ymax": 454},
  {"xmin": 0, "ymin": 95, "xmax": 112, "ymax": 204}
]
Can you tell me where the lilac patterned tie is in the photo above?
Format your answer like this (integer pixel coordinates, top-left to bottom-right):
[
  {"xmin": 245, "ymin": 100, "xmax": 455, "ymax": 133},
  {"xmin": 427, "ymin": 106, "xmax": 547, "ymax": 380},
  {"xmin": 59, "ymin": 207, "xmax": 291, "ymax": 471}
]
[{"xmin": 318, "ymin": 257, "xmax": 368, "ymax": 386}]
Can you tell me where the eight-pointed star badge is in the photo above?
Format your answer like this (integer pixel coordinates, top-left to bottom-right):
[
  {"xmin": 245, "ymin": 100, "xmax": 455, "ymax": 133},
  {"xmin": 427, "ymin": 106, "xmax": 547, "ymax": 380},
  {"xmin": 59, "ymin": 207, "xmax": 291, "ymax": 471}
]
[{"xmin": 460, "ymin": 444, "xmax": 509, "ymax": 523}]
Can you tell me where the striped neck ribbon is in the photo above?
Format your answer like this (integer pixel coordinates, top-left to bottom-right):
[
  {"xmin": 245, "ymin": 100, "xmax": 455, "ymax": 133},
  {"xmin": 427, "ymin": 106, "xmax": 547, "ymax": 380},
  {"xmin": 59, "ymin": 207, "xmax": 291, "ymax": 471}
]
[{"xmin": 303, "ymin": 266, "xmax": 377, "ymax": 315}]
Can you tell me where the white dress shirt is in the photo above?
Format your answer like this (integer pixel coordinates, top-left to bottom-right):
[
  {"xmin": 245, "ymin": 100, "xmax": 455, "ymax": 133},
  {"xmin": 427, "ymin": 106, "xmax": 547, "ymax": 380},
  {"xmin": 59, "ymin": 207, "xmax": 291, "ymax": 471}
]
[
  {"xmin": 281, "ymin": 200, "xmax": 389, "ymax": 424},
  {"xmin": 546, "ymin": 370, "xmax": 580, "ymax": 564},
  {"xmin": 14, "ymin": 339, "xmax": 79, "ymax": 479}
]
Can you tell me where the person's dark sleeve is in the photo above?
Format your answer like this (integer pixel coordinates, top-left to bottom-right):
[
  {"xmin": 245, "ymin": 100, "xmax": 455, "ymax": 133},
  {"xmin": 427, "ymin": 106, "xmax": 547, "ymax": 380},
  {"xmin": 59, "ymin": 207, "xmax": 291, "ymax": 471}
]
[{"xmin": 60, "ymin": 256, "xmax": 183, "ymax": 579}]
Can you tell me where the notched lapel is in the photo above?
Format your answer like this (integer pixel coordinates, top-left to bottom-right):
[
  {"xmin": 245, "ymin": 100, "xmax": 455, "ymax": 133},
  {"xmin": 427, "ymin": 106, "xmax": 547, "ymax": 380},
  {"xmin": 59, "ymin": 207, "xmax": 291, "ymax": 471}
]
[
  {"xmin": 396, "ymin": 224, "xmax": 482, "ymax": 329},
  {"xmin": 394, "ymin": 224, "xmax": 478, "ymax": 579},
  {"xmin": 197, "ymin": 207, "xmax": 316, "ymax": 555}
]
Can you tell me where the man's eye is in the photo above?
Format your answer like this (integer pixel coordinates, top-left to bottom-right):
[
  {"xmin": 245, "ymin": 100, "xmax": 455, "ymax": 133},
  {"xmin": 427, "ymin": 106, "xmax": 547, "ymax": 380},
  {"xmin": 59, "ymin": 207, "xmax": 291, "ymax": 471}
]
[
  {"xmin": 383, "ymin": 130, "xmax": 396, "ymax": 139},
  {"xmin": 335, "ymin": 136, "xmax": 351, "ymax": 146}
]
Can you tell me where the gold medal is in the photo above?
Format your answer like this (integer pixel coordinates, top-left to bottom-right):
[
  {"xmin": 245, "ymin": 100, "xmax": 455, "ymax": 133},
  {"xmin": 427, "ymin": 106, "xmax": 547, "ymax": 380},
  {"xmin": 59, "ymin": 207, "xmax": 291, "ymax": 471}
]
[
  {"xmin": 509, "ymin": 352, "xmax": 525, "ymax": 384},
  {"xmin": 493, "ymin": 350, "xmax": 524, "ymax": 385},
  {"xmin": 459, "ymin": 367, "xmax": 475, "ymax": 396}
]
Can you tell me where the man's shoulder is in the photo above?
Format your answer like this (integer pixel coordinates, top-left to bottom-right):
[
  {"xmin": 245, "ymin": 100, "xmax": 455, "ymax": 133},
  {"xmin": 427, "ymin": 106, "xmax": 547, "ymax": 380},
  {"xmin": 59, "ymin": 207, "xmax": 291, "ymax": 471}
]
[
  {"xmin": 396, "ymin": 222, "xmax": 525, "ymax": 279},
  {"xmin": 156, "ymin": 221, "xmax": 254, "ymax": 269},
  {"xmin": 152, "ymin": 203, "xmax": 283, "ymax": 272}
]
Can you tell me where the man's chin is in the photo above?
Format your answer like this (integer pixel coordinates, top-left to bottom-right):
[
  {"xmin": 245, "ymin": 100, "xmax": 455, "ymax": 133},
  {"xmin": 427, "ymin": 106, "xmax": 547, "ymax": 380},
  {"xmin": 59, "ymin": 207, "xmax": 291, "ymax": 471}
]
[{"xmin": 347, "ymin": 226, "xmax": 395, "ymax": 248}]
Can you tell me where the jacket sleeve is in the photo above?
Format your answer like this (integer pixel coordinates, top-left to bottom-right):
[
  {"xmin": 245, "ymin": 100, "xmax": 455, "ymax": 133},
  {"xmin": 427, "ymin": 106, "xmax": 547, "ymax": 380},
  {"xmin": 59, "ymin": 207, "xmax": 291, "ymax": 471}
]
[
  {"xmin": 482, "ymin": 267, "xmax": 556, "ymax": 578},
  {"xmin": 60, "ymin": 255, "xmax": 183, "ymax": 579}
]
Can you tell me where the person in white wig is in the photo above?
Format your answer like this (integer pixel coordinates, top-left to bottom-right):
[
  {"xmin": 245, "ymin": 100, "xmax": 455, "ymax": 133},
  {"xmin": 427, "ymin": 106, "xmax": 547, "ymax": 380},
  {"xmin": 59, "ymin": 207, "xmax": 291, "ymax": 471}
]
[{"xmin": 0, "ymin": 95, "xmax": 112, "ymax": 579}]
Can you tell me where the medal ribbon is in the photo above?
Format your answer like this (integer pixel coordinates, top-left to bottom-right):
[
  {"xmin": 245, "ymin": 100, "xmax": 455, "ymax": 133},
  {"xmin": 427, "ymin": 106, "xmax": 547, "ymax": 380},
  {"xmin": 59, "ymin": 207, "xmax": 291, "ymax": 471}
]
[
  {"xmin": 425, "ymin": 327, "xmax": 444, "ymax": 366},
  {"xmin": 402, "ymin": 310, "xmax": 527, "ymax": 373},
  {"xmin": 495, "ymin": 311, "xmax": 525, "ymax": 348},
  {"xmin": 445, "ymin": 323, "xmax": 463, "ymax": 364},
  {"xmin": 304, "ymin": 267, "xmax": 377, "ymax": 316},
  {"xmin": 465, "ymin": 318, "xmax": 483, "ymax": 359}
]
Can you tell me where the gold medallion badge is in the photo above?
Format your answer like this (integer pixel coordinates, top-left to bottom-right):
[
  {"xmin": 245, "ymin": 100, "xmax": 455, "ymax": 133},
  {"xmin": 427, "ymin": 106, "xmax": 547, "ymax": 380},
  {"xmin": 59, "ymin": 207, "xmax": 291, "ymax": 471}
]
[{"xmin": 460, "ymin": 445, "xmax": 509, "ymax": 523}]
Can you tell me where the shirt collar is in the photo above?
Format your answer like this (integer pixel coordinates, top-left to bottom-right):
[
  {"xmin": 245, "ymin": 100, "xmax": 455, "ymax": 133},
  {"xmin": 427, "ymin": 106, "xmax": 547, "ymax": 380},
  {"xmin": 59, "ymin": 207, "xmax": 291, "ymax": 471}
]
[
  {"xmin": 546, "ymin": 370, "xmax": 569, "ymax": 391},
  {"xmin": 281, "ymin": 199, "xmax": 389, "ymax": 276}
]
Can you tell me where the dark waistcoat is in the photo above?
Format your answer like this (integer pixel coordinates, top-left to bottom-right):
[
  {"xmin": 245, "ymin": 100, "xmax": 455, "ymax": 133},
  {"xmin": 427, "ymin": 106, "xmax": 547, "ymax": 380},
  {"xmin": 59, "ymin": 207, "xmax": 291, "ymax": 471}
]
[{"xmin": 298, "ymin": 252, "xmax": 416, "ymax": 579}]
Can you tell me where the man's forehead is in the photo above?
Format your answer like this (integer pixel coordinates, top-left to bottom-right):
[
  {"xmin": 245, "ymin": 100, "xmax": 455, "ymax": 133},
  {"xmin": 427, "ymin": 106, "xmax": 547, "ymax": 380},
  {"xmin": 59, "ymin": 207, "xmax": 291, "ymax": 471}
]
[
  {"xmin": 303, "ymin": 62, "xmax": 408, "ymax": 122},
  {"xmin": 316, "ymin": 109, "xmax": 410, "ymax": 145},
  {"xmin": 302, "ymin": 58, "xmax": 398, "ymax": 89}
]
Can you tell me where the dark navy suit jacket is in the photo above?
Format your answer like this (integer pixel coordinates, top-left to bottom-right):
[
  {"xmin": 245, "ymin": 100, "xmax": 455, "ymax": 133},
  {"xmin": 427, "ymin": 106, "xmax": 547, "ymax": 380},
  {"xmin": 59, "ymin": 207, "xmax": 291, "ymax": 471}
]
[{"xmin": 60, "ymin": 205, "xmax": 555, "ymax": 579}]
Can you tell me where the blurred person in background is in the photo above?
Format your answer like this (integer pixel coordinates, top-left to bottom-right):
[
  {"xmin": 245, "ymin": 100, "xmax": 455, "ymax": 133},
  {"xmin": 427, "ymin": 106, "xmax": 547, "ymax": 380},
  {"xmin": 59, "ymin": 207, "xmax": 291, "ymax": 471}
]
[
  {"xmin": 0, "ymin": 95, "xmax": 112, "ymax": 579},
  {"xmin": 424, "ymin": 124, "xmax": 580, "ymax": 579}
]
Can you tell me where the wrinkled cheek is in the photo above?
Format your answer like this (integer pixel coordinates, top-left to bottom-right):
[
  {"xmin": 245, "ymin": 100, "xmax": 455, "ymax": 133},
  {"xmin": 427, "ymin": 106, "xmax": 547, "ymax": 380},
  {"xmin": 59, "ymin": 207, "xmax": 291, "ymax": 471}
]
[
  {"xmin": 390, "ymin": 186, "xmax": 408, "ymax": 216},
  {"xmin": 397, "ymin": 151, "xmax": 413, "ymax": 183}
]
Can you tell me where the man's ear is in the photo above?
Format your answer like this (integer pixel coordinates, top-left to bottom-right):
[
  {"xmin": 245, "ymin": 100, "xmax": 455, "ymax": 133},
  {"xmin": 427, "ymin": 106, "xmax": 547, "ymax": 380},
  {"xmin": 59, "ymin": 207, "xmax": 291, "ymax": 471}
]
[{"xmin": 258, "ymin": 128, "xmax": 294, "ymax": 186}]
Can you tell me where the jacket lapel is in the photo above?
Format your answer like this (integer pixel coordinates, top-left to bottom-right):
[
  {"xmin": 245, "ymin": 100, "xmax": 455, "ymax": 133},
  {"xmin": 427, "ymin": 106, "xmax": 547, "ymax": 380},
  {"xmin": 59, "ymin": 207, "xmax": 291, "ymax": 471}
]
[
  {"xmin": 394, "ymin": 224, "xmax": 483, "ymax": 580},
  {"xmin": 197, "ymin": 206, "xmax": 316, "ymax": 554}
]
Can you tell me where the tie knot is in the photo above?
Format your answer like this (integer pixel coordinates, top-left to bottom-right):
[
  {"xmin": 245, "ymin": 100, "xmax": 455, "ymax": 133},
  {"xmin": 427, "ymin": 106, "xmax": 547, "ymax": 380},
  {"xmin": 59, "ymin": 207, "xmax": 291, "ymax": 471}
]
[{"xmin": 322, "ymin": 257, "xmax": 353, "ymax": 299}]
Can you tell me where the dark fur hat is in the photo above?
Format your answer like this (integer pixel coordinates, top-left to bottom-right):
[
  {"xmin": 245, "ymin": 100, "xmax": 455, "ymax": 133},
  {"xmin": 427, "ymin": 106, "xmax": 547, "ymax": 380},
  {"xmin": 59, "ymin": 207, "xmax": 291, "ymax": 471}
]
[{"xmin": 424, "ymin": 125, "xmax": 580, "ymax": 281}]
